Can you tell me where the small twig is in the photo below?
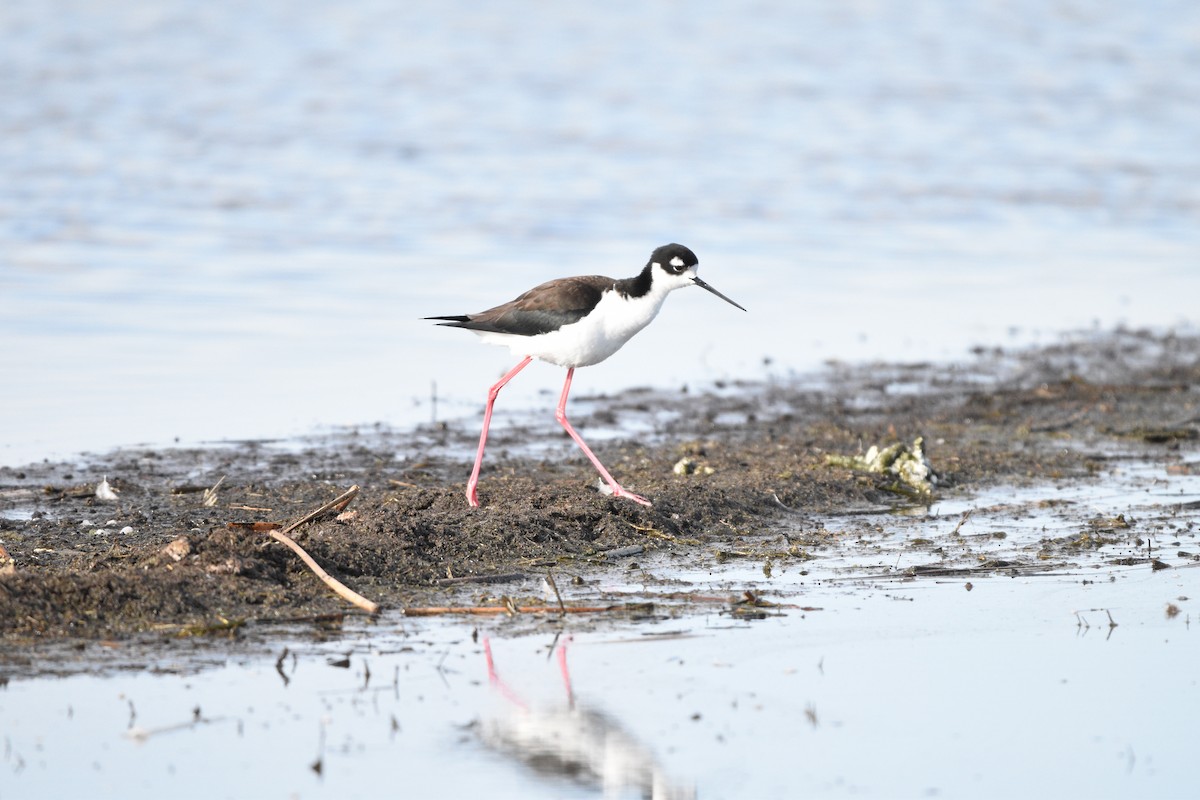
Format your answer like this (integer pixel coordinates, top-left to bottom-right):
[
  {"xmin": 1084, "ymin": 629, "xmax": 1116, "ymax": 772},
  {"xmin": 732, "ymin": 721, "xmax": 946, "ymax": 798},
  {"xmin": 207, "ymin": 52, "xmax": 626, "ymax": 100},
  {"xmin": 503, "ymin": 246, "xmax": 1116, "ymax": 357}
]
[
  {"xmin": 626, "ymin": 521, "xmax": 701, "ymax": 545},
  {"xmin": 154, "ymin": 612, "xmax": 346, "ymax": 632},
  {"xmin": 268, "ymin": 528, "xmax": 379, "ymax": 614},
  {"xmin": 600, "ymin": 544, "xmax": 644, "ymax": 559},
  {"xmin": 404, "ymin": 605, "xmax": 620, "ymax": 617},
  {"xmin": 434, "ymin": 572, "xmax": 526, "ymax": 586},
  {"xmin": 951, "ymin": 510, "xmax": 973, "ymax": 535},
  {"xmin": 281, "ymin": 485, "xmax": 360, "ymax": 536},
  {"xmin": 545, "ymin": 572, "xmax": 567, "ymax": 615},
  {"xmin": 175, "ymin": 617, "xmax": 245, "ymax": 637},
  {"xmin": 227, "ymin": 521, "xmax": 282, "ymax": 532},
  {"xmin": 202, "ymin": 475, "xmax": 226, "ymax": 508}
]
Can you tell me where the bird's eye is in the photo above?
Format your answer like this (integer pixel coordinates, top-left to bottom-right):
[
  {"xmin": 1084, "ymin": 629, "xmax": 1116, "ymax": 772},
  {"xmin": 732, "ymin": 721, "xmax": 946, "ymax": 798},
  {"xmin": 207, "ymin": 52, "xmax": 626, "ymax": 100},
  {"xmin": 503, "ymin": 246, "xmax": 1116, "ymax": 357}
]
[{"xmin": 667, "ymin": 256, "xmax": 688, "ymax": 274}]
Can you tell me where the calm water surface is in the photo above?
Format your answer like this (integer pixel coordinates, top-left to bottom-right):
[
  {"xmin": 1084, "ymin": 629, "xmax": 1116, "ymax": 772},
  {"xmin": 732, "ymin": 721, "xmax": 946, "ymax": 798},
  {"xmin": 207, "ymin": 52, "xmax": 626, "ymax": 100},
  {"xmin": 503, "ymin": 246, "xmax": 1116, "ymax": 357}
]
[
  {"xmin": 1, "ymin": 0, "xmax": 1197, "ymax": 466},
  {"xmin": 3, "ymin": 522, "xmax": 1197, "ymax": 799}
]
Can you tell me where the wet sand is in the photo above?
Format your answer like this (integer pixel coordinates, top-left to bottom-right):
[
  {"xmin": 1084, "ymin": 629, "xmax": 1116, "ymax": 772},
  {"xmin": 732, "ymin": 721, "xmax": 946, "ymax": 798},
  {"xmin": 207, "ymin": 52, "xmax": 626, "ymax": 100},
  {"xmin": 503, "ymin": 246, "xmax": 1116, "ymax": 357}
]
[{"xmin": 1, "ymin": 329, "xmax": 1197, "ymax": 657}]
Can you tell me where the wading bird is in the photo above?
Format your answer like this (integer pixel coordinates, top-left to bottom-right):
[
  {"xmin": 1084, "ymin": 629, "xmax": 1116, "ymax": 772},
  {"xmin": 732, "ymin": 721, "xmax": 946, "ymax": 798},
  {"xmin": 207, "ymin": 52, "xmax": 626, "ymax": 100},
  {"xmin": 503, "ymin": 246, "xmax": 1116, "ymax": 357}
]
[{"xmin": 427, "ymin": 243, "xmax": 745, "ymax": 507}]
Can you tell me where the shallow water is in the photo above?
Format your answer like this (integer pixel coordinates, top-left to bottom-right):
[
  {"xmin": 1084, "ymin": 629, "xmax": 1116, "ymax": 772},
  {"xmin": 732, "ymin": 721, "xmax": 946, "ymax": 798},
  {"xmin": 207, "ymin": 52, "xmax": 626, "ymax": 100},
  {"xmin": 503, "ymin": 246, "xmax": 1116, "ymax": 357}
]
[
  {"xmin": 3, "ymin": 454, "xmax": 1197, "ymax": 799},
  {"xmin": 3, "ymin": 560, "xmax": 1195, "ymax": 799},
  {"xmin": 2, "ymin": 0, "xmax": 1198, "ymax": 465}
]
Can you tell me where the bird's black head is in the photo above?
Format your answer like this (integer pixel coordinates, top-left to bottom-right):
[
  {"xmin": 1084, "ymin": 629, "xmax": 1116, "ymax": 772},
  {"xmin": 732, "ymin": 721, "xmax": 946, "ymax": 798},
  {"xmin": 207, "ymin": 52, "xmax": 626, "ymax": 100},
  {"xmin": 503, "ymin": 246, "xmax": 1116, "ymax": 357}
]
[
  {"xmin": 649, "ymin": 243, "xmax": 699, "ymax": 275},
  {"xmin": 646, "ymin": 242, "xmax": 746, "ymax": 311}
]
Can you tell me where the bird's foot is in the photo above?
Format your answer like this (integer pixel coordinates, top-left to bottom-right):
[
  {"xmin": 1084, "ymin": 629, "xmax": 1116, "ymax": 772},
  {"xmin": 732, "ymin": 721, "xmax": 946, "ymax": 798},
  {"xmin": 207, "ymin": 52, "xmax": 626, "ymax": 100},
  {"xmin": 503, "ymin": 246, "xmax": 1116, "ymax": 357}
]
[
  {"xmin": 595, "ymin": 477, "xmax": 652, "ymax": 506},
  {"xmin": 613, "ymin": 486, "xmax": 652, "ymax": 507},
  {"xmin": 466, "ymin": 486, "xmax": 481, "ymax": 508}
]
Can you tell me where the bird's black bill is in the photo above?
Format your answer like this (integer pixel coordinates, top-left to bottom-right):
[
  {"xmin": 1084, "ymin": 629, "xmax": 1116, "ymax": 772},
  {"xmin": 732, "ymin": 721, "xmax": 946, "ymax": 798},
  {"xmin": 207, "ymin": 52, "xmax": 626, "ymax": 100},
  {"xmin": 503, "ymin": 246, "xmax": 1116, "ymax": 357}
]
[{"xmin": 692, "ymin": 276, "xmax": 747, "ymax": 312}]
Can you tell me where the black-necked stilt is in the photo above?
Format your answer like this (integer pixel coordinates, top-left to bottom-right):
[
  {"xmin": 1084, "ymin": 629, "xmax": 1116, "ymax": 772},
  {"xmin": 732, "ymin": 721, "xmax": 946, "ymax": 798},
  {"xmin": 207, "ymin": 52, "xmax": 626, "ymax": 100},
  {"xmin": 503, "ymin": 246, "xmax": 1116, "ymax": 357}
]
[{"xmin": 428, "ymin": 243, "xmax": 746, "ymax": 507}]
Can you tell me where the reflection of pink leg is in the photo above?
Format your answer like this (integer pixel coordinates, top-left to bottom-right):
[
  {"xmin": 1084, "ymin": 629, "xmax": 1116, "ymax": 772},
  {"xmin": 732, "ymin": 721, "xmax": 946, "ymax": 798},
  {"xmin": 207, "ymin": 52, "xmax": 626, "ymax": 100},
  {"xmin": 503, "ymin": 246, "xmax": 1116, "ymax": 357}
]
[
  {"xmin": 467, "ymin": 357, "xmax": 533, "ymax": 507},
  {"xmin": 556, "ymin": 636, "xmax": 575, "ymax": 709},
  {"xmin": 555, "ymin": 368, "xmax": 652, "ymax": 506},
  {"xmin": 482, "ymin": 637, "xmax": 528, "ymax": 710}
]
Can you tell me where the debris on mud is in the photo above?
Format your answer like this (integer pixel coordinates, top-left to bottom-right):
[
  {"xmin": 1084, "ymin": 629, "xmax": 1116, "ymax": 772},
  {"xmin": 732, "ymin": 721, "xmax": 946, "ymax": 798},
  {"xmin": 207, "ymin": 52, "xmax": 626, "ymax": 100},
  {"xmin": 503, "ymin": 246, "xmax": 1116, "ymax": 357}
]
[
  {"xmin": 824, "ymin": 435, "xmax": 937, "ymax": 498},
  {"xmin": 1, "ymin": 329, "xmax": 1197, "ymax": 644}
]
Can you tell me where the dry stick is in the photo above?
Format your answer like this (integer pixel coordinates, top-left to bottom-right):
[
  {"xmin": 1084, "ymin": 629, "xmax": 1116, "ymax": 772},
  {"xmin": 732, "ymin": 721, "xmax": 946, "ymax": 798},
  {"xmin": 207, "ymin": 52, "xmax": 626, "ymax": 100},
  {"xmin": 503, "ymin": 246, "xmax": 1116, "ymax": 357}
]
[
  {"xmin": 545, "ymin": 571, "xmax": 567, "ymax": 615},
  {"xmin": 281, "ymin": 485, "xmax": 361, "ymax": 536},
  {"xmin": 202, "ymin": 475, "xmax": 227, "ymax": 508},
  {"xmin": 404, "ymin": 605, "xmax": 619, "ymax": 617},
  {"xmin": 435, "ymin": 572, "xmax": 526, "ymax": 586},
  {"xmin": 227, "ymin": 521, "xmax": 282, "ymax": 532},
  {"xmin": 269, "ymin": 485, "xmax": 378, "ymax": 614},
  {"xmin": 268, "ymin": 528, "xmax": 379, "ymax": 614}
]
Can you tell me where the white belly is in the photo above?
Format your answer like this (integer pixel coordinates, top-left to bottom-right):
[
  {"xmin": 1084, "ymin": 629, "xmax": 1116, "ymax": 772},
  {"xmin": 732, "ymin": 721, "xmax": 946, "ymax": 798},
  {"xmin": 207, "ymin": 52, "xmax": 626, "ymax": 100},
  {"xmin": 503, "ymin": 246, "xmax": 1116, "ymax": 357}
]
[{"xmin": 475, "ymin": 290, "xmax": 668, "ymax": 368}]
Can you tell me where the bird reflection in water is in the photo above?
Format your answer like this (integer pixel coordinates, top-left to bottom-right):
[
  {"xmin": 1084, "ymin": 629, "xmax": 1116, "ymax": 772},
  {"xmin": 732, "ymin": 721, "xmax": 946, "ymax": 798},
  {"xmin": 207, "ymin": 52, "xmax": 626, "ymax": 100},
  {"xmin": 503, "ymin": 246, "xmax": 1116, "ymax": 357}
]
[{"xmin": 479, "ymin": 637, "xmax": 695, "ymax": 800}]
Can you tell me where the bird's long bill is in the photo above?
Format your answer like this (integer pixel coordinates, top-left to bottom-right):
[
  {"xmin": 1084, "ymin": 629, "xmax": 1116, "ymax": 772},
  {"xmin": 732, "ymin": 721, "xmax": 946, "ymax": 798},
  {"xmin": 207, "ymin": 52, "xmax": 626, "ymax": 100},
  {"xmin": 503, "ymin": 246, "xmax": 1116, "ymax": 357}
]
[{"xmin": 692, "ymin": 276, "xmax": 747, "ymax": 312}]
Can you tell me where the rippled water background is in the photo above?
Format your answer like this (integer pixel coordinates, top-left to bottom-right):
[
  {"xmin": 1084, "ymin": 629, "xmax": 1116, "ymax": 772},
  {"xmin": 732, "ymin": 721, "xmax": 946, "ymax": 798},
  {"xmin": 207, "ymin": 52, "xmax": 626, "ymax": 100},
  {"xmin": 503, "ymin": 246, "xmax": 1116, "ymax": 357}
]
[{"xmin": 2, "ymin": 0, "xmax": 1197, "ymax": 465}]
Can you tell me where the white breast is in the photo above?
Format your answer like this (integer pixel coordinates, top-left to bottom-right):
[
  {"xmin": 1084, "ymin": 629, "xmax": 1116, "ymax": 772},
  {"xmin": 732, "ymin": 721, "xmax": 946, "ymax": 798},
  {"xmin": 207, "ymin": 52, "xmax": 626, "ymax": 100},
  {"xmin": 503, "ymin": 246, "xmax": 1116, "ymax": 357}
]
[{"xmin": 476, "ymin": 289, "xmax": 669, "ymax": 368}]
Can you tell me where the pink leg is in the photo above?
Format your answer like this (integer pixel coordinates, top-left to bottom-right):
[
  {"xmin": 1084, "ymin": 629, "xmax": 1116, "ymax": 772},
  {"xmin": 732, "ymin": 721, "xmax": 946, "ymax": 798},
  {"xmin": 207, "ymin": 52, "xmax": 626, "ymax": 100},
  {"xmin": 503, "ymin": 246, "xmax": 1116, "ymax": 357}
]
[
  {"xmin": 467, "ymin": 356, "xmax": 533, "ymax": 507},
  {"xmin": 556, "ymin": 368, "xmax": 651, "ymax": 506}
]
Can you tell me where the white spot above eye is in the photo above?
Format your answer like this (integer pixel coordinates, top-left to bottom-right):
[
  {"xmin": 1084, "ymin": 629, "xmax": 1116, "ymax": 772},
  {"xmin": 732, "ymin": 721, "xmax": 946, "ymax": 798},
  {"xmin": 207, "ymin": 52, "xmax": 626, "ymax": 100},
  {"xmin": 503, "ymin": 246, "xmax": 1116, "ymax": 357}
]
[{"xmin": 669, "ymin": 256, "xmax": 685, "ymax": 267}]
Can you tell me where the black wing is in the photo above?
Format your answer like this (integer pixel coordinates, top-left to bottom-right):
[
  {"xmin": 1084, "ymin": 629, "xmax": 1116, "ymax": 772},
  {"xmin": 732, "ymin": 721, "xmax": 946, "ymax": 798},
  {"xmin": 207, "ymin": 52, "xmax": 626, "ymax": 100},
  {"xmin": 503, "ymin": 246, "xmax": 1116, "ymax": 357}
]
[{"xmin": 426, "ymin": 276, "xmax": 611, "ymax": 337}]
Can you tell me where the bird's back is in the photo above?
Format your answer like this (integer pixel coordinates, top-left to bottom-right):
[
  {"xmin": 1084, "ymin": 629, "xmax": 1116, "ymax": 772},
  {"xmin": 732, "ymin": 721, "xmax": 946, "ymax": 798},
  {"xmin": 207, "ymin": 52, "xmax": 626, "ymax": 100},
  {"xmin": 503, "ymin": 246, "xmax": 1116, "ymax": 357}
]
[{"xmin": 430, "ymin": 275, "xmax": 614, "ymax": 338}]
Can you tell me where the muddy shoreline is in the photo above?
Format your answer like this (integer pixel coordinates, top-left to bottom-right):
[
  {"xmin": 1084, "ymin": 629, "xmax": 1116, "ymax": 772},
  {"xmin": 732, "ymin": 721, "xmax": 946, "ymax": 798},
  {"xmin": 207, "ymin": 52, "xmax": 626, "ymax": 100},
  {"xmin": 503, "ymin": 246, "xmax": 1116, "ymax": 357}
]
[{"xmin": 2, "ymin": 329, "xmax": 1197, "ymax": 654}]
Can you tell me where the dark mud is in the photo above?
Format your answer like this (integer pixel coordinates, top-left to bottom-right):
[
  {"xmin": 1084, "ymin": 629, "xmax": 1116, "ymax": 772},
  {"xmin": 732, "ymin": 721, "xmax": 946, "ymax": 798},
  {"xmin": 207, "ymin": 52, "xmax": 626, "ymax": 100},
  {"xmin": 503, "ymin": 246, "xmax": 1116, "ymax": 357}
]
[{"xmin": 2, "ymin": 329, "xmax": 1197, "ymax": 649}]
